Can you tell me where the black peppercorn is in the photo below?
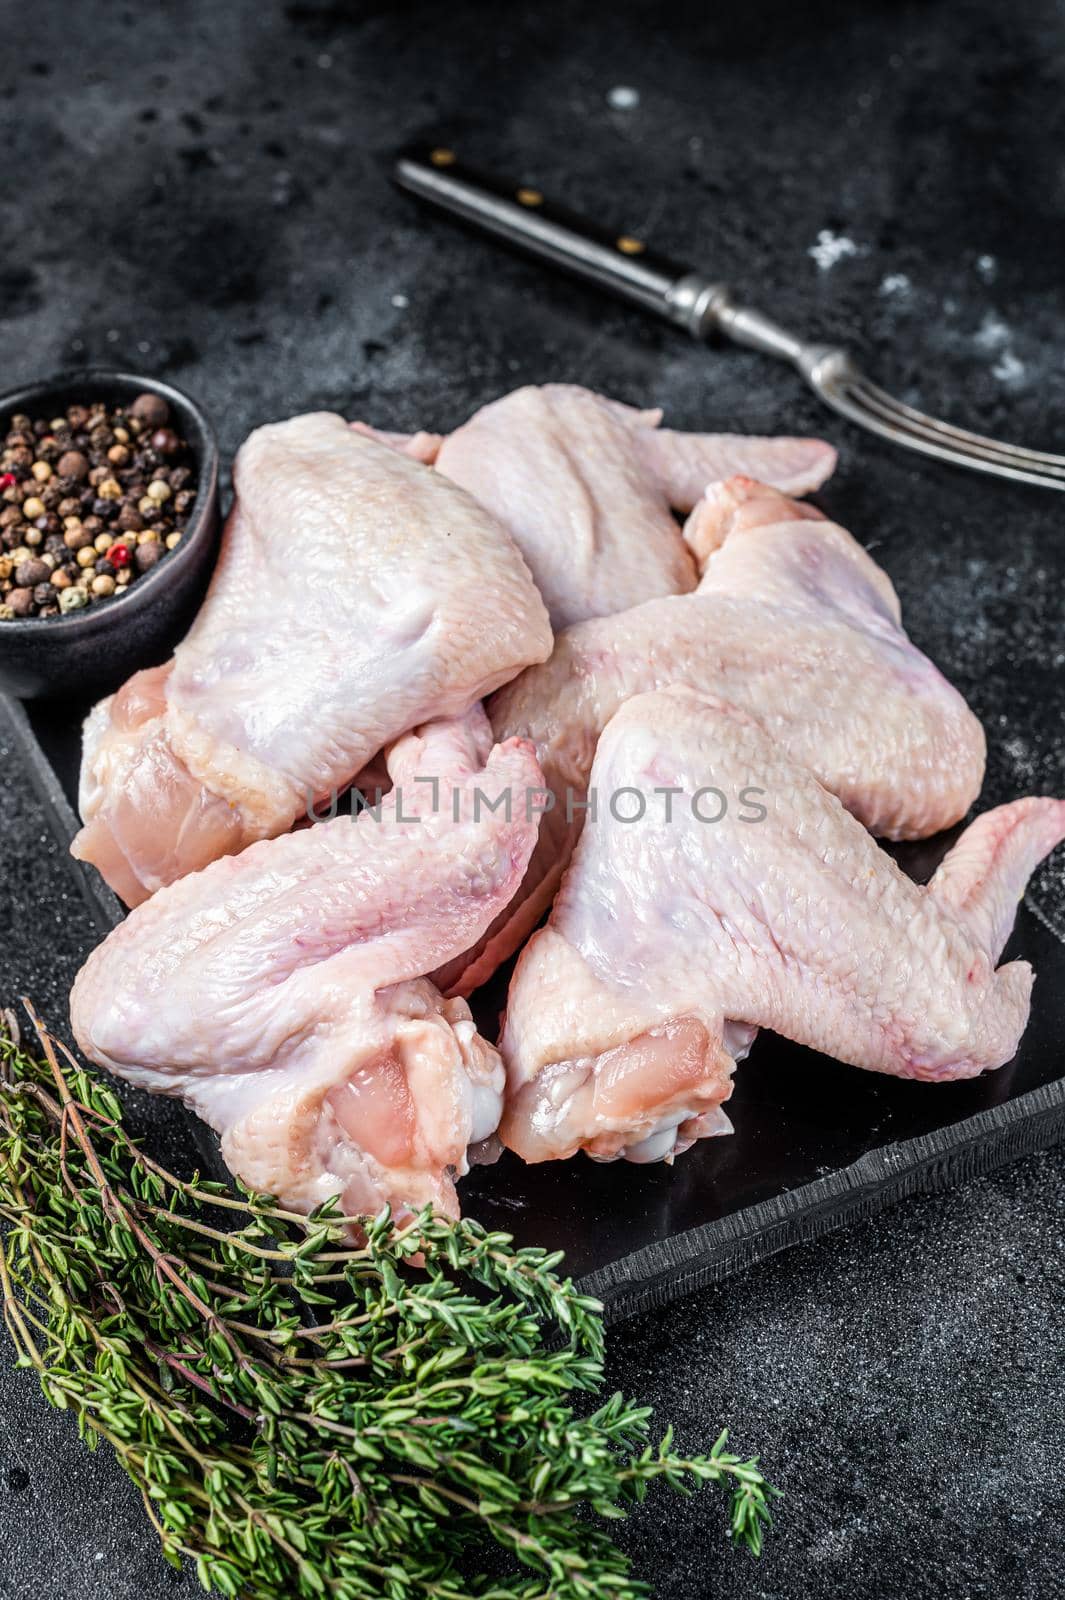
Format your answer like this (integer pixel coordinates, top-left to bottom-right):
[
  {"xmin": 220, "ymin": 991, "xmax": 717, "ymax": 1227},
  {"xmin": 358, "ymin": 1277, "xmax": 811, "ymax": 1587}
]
[
  {"xmin": 130, "ymin": 393, "xmax": 170, "ymax": 428},
  {"xmin": 134, "ymin": 539, "xmax": 164, "ymax": 573},
  {"xmin": 150, "ymin": 427, "xmax": 181, "ymax": 457},
  {"xmin": 2, "ymin": 392, "xmax": 196, "ymax": 620},
  {"xmin": 15, "ymin": 558, "xmax": 50, "ymax": 588},
  {"xmin": 57, "ymin": 449, "xmax": 89, "ymax": 480}
]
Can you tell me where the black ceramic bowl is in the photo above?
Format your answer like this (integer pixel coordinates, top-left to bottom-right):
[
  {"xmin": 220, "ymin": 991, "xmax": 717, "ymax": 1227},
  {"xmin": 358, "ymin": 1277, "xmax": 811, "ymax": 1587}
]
[{"xmin": 0, "ymin": 369, "xmax": 220, "ymax": 701}]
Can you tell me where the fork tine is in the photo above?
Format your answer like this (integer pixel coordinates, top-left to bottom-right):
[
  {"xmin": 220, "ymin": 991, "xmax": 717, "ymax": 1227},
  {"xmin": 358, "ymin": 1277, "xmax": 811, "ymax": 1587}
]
[
  {"xmin": 848, "ymin": 382, "xmax": 1065, "ymax": 480},
  {"xmin": 848, "ymin": 375, "xmax": 1065, "ymax": 473},
  {"xmin": 831, "ymin": 390, "xmax": 1065, "ymax": 486},
  {"xmin": 818, "ymin": 366, "xmax": 1065, "ymax": 488},
  {"xmin": 708, "ymin": 304, "xmax": 1065, "ymax": 485}
]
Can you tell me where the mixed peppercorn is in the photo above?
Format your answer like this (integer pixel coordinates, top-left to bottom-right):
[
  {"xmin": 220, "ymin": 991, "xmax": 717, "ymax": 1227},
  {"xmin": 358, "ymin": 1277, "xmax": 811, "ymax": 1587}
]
[{"xmin": 0, "ymin": 393, "xmax": 198, "ymax": 619}]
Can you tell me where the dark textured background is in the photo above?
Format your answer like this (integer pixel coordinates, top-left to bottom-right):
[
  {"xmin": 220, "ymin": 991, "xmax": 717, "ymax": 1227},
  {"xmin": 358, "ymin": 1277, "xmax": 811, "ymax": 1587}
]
[{"xmin": 2, "ymin": 1, "xmax": 1065, "ymax": 1595}]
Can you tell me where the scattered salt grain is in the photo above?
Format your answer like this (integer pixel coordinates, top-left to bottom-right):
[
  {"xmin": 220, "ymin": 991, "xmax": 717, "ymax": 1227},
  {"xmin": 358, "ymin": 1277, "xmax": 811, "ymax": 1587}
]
[
  {"xmin": 390, "ymin": 293, "xmax": 409, "ymax": 309},
  {"xmin": 809, "ymin": 230, "xmax": 860, "ymax": 271},
  {"xmin": 976, "ymin": 253, "xmax": 998, "ymax": 283},
  {"xmin": 607, "ymin": 85, "xmax": 640, "ymax": 110},
  {"xmin": 974, "ymin": 312, "xmax": 1010, "ymax": 350},
  {"xmin": 879, "ymin": 272, "xmax": 911, "ymax": 296},
  {"xmin": 993, "ymin": 349, "xmax": 1025, "ymax": 386}
]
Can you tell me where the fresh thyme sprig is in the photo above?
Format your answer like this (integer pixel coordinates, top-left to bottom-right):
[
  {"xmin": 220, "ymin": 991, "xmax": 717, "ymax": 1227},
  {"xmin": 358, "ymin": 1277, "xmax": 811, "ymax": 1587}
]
[{"xmin": 0, "ymin": 1002, "xmax": 776, "ymax": 1598}]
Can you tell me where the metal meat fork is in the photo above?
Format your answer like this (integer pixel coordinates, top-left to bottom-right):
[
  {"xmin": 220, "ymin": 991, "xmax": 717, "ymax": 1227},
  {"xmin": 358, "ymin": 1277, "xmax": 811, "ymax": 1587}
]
[{"xmin": 394, "ymin": 147, "xmax": 1065, "ymax": 491}]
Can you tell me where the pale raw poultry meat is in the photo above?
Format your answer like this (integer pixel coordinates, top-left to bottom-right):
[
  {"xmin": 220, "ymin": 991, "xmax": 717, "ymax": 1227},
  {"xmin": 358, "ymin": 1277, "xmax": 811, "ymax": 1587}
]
[
  {"xmin": 360, "ymin": 384, "xmax": 837, "ymax": 627},
  {"xmin": 72, "ymin": 413, "xmax": 552, "ymax": 907},
  {"xmin": 439, "ymin": 476, "xmax": 987, "ymax": 995},
  {"xmin": 500, "ymin": 687, "xmax": 1065, "ymax": 1166},
  {"xmin": 71, "ymin": 709, "xmax": 541, "ymax": 1225}
]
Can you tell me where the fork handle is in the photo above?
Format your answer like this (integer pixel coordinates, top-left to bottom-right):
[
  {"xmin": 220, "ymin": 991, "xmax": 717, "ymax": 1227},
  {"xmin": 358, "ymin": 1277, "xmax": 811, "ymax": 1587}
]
[
  {"xmin": 393, "ymin": 147, "xmax": 818, "ymax": 372},
  {"xmin": 393, "ymin": 145, "xmax": 741, "ymax": 338}
]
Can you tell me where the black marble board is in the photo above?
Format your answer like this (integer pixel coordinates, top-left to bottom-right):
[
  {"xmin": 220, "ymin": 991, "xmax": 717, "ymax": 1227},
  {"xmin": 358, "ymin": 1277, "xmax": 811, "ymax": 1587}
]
[{"xmin": 6, "ymin": 686, "xmax": 1065, "ymax": 1325}]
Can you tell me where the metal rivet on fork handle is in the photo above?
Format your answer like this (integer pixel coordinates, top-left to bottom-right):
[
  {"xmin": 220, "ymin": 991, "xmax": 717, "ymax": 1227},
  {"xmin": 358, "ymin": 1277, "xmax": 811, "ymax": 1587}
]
[{"xmin": 393, "ymin": 147, "xmax": 1065, "ymax": 491}]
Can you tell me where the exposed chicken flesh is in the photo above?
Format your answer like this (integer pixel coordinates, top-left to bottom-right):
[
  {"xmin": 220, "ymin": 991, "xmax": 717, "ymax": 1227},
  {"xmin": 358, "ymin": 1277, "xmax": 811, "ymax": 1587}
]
[
  {"xmin": 500, "ymin": 688, "xmax": 1065, "ymax": 1165},
  {"xmin": 71, "ymin": 709, "xmax": 542, "ymax": 1224},
  {"xmin": 362, "ymin": 385, "xmax": 837, "ymax": 627},
  {"xmin": 72, "ymin": 413, "xmax": 552, "ymax": 906},
  {"xmin": 439, "ymin": 476, "xmax": 986, "ymax": 995}
]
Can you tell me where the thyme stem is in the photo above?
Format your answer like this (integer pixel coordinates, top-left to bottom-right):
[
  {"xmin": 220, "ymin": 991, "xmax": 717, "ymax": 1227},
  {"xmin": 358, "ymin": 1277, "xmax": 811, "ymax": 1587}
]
[{"xmin": 0, "ymin": 1006, "xmax": 777, "ymax": 1599}]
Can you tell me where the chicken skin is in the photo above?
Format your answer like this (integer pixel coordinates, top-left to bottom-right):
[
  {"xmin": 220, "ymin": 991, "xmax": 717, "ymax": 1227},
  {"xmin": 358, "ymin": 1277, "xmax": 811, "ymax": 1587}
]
[
  {"xmin": 500, "ymin": 688, "xmax": 1065, "ymax": 1166},
  {"xmin": 71, "ymin": 709, "xmax": 543, "ymax": 1224},
  {"xmin": 439, "ymin": 477, "xmax": 986, "ymax": 995},
  {"xmin": 432, "ymin": 385, "xmax": 837, "ymax": 627},
  {"xmin": 72, "ymin": 413, "xmax": 552, "ymax": 906}
]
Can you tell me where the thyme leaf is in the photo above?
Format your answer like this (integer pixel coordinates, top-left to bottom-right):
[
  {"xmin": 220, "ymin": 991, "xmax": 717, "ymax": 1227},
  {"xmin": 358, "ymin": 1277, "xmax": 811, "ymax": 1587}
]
[{"xmin": 0, "ymin": 1003, "xmax": 777, "ymax": 1598}]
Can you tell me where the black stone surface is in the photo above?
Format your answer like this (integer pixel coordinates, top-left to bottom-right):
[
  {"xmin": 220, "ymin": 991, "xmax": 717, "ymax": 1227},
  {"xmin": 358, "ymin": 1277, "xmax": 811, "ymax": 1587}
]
[{"xmin": 1, "ymin": 1, "xmax": 1064, "ymax": 1596}]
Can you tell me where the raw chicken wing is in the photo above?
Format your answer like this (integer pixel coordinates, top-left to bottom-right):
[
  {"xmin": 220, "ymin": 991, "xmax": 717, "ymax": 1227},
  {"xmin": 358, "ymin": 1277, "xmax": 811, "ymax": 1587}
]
[
  {"xmin": 383, "ymin": 384, "xmax": 837, "ymax": 627},
  {"xmin": 440, "ymin": 477, "xmax": 986, "ymax": 994},
  {"xmin": 500, "ymin": 688, "xmax": 1065, "ymax": 1164},
  {"xmin": 71, "ymin": 709, "xmax": 542, "ymax": 1224},
  {"xmin": 72, "ymin": 414, "xmax": 552, "ymax": 906}
]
